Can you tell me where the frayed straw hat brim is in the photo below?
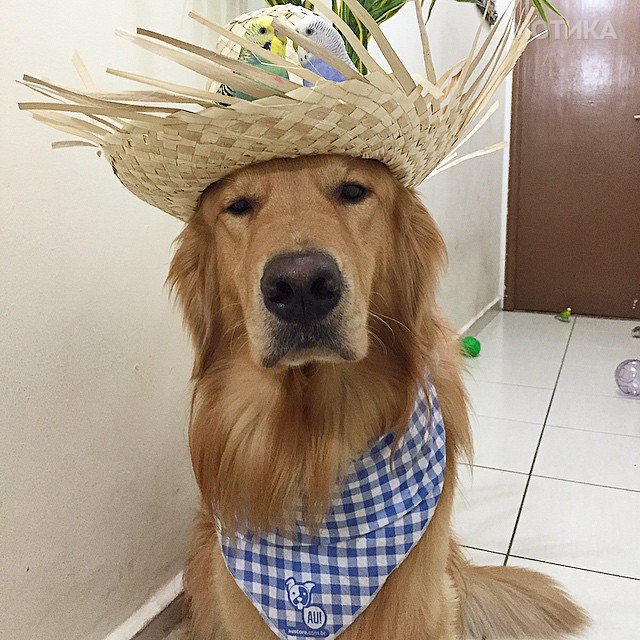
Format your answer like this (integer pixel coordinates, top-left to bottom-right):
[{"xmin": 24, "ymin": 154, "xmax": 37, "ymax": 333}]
[{"xmin": 19, "ymin": 1, "xmax": 534, "ymax": 222}]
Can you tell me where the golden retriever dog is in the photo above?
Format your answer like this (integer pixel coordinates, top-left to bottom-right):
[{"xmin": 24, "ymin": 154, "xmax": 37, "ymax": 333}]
[{"xmin": 168, "ymin": 155, "xmax": 587, "ymax": 640}]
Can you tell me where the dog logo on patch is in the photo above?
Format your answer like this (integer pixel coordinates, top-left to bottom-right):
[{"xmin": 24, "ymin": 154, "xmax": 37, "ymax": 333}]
[
  {"xmin": 285, "ymin": 577, "xmax": 328, "ymax": 635},
  {"xmin": 286, "ymin": 577, "xmax": 315, "ymax": 611}
]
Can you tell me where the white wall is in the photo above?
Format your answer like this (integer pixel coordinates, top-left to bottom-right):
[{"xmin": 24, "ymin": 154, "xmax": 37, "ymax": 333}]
[
  {"xmin": 370, "ymin": 1, "xmax": 512, "ymax": 329},
  {"xmin": 0, "ymin": 2, "xmax": 511, "ymax": 639},
  {"xmin": 0, "ymin": 3, "xmax": 256, "ymax": 640}
]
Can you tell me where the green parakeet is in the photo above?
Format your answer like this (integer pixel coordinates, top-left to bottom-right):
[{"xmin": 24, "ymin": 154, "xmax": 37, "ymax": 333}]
[{"xmin": 219, "ymin": 17, "xmax": 289, "ymax": 102}]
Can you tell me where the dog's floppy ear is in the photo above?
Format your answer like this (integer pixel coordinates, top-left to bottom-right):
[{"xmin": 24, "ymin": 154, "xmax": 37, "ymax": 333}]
[
  {"xmin": 167, "ymin": 215, "xmax": 220, "ymax": 379},
  {"xmin": 390, "ymin": 185, "xmax": 446, "ymax": 332}
]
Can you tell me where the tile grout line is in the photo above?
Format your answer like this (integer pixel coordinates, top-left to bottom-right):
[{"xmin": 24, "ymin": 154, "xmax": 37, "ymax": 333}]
[
  {"xmin": 469, "ymin": 463, "xmax": 640, "ymax": 495},
  {"xmin": 463, "ymin": 543, "xmax": 640, "ymax": 582},
  {"xmin": 470, "ymin": 414, "xmax": 547, "ymax": 427},
  {"xmin": 507, "ymin": 554, "xmax": 640, "ymax": 582},
  {"xmin": 467, "ymin": 380, "xmax": 558, "ymax": 392},
  {"xmin": 463, "ymin": 544, "xmax": 504, "ymax": 554},
  {"xmin": 538, "ymin": 422, "xmax": 640, "ymax": 439},
  {"xmin": 503, "ymin": 317, "xmax": 578, "ymax": 565}
]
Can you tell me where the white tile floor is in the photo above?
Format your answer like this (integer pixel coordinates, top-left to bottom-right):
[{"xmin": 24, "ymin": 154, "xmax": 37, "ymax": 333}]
[{"xmin": 455, "ymin": 311, "xmax": 640, "ymax": 639}]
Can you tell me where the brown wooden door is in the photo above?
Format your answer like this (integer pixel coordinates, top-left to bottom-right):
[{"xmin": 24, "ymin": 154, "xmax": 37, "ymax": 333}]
[{"xmin": 506, "ymin": 0, "xmax": 640, "ymax": 319}]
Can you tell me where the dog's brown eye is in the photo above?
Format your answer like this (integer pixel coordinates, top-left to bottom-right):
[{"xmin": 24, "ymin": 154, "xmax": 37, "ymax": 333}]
[
  {"xmin": 226, "ymin": 199, "xmax": 253, "ymax": 216},
  {"xmin": 339, "ymin": 183, "xmax": 367, "ymax": 203}
]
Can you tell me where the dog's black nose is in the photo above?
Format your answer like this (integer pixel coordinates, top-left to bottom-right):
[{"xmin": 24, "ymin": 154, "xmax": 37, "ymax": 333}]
[{"xmin": 261, "ymin": 251, "xmax": 343, "ymax": 324}]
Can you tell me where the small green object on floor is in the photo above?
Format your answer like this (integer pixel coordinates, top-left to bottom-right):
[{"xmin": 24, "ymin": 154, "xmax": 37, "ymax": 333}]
[
  {"xmin": 555, "ymin": 307, "xmax": 572, "ymax": 323},
  {"xmin": 460, "ymin": 336, "xmax": 481, "ymax": 358}
]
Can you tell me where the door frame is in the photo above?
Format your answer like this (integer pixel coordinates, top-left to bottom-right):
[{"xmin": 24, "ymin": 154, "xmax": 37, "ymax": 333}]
[{"xmin": 503, "ymin": 54, "xmax": 525, "ymax": 312}]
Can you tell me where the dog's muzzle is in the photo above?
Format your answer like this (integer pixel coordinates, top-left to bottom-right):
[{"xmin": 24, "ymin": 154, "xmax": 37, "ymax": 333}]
[
  {"xmin": 260, "ymin": 251, "xmax": 343, "ymax": 325},
  {"xmin": 259, "ymin": 251, "xmax": 350, "ymax": 366}
]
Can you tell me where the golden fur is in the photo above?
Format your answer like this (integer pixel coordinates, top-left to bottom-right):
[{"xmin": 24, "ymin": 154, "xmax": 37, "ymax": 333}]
[{"xmin": 168, "ymin": 155, "xmax": 588, "ymax": 639}]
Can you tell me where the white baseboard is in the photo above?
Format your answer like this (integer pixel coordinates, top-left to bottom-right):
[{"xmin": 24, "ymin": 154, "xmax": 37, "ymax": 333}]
[
  {"xmin": 458, "ymin": 296, "xmax": 501, "ymax": 335},
  {"xmin": 103, "ymin": 572, "xmax": 183, "ymax": 640}
]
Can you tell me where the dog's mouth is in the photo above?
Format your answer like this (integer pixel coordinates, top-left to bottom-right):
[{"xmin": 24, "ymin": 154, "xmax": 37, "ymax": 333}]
[{"xmin": 262, "ymin": 319, "xmax": 356, "ymax": 368}]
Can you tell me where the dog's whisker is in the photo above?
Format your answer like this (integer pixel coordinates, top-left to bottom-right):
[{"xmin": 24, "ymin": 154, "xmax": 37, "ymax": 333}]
[
  {"xmin": 370, "ymin": 290, "xmax": 391, "ymax": 308},
  {"xmin": 370, "ymin": 309, "xmax": 422, "ymax": 343},
  {"xmin": 230, "ymin": 335, "xmax": 250, "ymax": 356},
  {"xmin": 368, "ymin": 311, "xmax": 396, "ymax": 343},
  {"xmin": 226, "ymin": 318, "xmax": 250, "ymax": 354},
  {"xmin": 370, "ymin": 310, "xmax": 414, "ymax": 336},
  {"xmin": 367, "ymin": 327, "xmax": 387, "ymax": 354},
  {"xmin": 217, "ymin": 300, "xmax": 243, "ymax": 315},
  {"xmin": 222, "ymin": 318, "xmax": 246, "ymax": 342},
  {"xmin": 225, "ymin": 328, "xmax": 247, "ymax": 357}
]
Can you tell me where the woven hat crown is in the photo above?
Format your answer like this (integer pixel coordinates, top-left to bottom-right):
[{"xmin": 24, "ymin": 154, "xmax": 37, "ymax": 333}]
[{"xmin": 19, "ymin": 1, "xmax": 534, "ymax": 221}]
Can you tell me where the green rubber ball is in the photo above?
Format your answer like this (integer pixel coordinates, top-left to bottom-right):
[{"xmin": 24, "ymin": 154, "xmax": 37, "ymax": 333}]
[{"xmin": 460, "ymin": 336, "xmax": 481, "ymax": 358}]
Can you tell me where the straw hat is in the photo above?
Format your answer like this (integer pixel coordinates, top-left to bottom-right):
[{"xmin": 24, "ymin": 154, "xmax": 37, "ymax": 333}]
[{"xmin": 19, "ymin": 1, "xmax": 534, "ymax": 222}]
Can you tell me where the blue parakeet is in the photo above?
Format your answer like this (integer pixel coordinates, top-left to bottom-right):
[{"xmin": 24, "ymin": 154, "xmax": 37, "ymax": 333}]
[
  {"xmin": 296, "ymin": 16, "xmax": 357, "ymax": 87},
  {"xmin": 219, "ymin": 17, "xmax": 289, "ymax": 102}
]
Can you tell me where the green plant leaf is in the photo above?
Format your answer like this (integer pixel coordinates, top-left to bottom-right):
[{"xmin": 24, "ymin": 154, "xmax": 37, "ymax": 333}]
[
  {"xmin": 334, "ymin": 0, "xmax": 428, "ymax": 71},
  {"xmin": 263, "ymin": 0, "xmax": 307, "ymax": 5},
  {"xmin": 533, "ymin": 0, "xmax": 570, "ymax": 37},
  {"xmin": 339, "ymin": 2, "xmax": 369, "ymax": 72},
  {"xmin": 531, "ymin": 0, "xmax": 549, "ymax": 26},
  {"xmin": 360, "ymin": 0, "xmax": 416, "ymax": 23}
]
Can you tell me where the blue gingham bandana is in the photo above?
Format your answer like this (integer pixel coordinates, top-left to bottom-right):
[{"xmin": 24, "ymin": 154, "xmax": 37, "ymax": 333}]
[{"xmin": 219, "ymin": 379, "xmax": 446, "ymax": 639}]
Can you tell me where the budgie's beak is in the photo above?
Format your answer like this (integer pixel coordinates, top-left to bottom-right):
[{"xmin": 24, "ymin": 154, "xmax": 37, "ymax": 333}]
[{"xmin": 273, "ymin": 26, "xmax": 287, "ymax": 48}]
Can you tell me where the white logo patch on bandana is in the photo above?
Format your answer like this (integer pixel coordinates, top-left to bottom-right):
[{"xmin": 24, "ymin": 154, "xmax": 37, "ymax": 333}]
[{"xmin": 219, "ymin": 379, "xmax": 446, "ymax": 640}]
